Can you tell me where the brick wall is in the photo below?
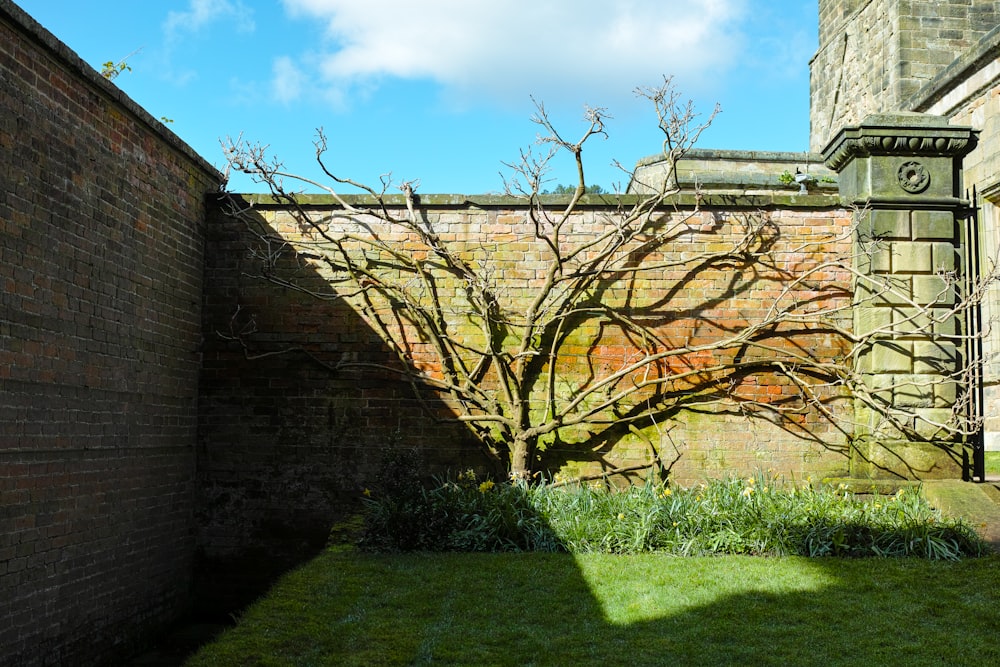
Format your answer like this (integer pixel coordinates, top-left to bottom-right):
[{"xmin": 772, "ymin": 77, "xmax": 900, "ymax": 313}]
[
  {"xmin": 198, "ymin": 195, "xmax": 855, "ymax": 564},
  {"xmin": 0, "ymin": 1, "xmax": 220, "ymax": 664},
  {"xmin": 198, "ymin": 200, "xmax": 494, "ymax": 568}
]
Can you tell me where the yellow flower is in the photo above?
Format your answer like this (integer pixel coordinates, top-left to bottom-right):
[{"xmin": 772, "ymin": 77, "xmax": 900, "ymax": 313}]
[
  {"xmin": 741, "ymin": 487, "xmax": 754, "ymax": 498},
  {"xmin": 478, "ymin": 480, "xmax": 495, "ymax": 493},
  {"xmin": 672, "ymin": 521, "xmax": 679, "ymax": 527},
  {"xmin": 617, "ymin": 513, "xmax": 625, "ymax": 520},
  {"xmin": 362, "ymin": 488, "xmax": 371, "ymax": 497},
  {"xmin": 663, "ymin": 488, "xmax": 672, "ymax": 497}
]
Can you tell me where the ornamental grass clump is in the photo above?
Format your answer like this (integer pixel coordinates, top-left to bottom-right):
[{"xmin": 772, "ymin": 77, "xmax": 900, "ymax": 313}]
[{"xmin": 359, "ymin": 470, "xmax": 986, "ymax": 559}]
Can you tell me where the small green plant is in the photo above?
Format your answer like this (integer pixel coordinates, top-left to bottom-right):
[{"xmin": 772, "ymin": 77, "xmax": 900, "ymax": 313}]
[
  {"xmin": 99, "ymin": 47, "xmax": 141, "ymax": 81},
  {"xmin": 778, "ymin": 170, "xmax": 796, "ymax": 185},
  {"xmin": 100, "ymin": 60, "xmax": 130, "ymax": 80}
]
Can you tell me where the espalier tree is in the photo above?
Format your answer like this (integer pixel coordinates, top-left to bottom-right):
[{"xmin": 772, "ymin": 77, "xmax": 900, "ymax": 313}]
[{"xmin": 221, "ymin": 78, "xmax": 986, "ymax": 482}]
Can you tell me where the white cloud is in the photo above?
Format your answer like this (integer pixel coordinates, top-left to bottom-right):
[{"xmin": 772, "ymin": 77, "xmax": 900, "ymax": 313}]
[
  {"xmin": 278, "ymin": 0, "xmax": 747, "ymax": 110},
  {"xmin": 271, "ymin": 56, "xmax": 307, "ymax": 104},
  {"xmin": 165, "ymin": 0, "xmax": 255, "ymax": 40}
]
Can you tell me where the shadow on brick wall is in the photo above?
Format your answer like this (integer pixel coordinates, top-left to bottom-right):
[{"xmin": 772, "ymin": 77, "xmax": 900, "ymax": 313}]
[{"xmin": 196, "ymin": 197, "xmax": 494, "ymax": 615}]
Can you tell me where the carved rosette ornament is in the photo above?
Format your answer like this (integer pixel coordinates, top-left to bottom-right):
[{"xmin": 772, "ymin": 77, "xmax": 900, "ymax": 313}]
[{"xmin": 897, "ymin": 161, "xmax": 930, "ymax": 193}]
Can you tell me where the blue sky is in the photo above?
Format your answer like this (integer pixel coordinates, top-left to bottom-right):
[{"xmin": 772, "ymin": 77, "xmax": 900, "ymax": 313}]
[{"xmin": 16, "ymin": 0, "xmax": 818, "ymax": 194}]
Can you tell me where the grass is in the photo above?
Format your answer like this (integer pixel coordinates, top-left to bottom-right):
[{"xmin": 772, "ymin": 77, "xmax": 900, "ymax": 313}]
[
  {"xmin": 985, "ymin": 451, "xmax": 1000, "ymax": 476},
  {"xmin": 188, "ymin": 547, "xmax": 1000, "ymax": 666}
]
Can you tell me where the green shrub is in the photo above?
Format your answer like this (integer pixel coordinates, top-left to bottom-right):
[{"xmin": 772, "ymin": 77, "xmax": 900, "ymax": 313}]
[
  {"xmin": 360, "ymin": 469, "xmax": 562, "ymax": 552},
  {"xmin": 359, "ymin": 470, "xmax": 986, "ymax": 559}
]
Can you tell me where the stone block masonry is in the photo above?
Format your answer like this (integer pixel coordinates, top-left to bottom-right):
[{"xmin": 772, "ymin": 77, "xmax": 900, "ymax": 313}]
[
  {"xmin": 811, "ymin": 0, "xmax": 1000, "ymax": 151},
  {"xmin": 823, "ymin": 112, "xmax": 978, "ymax": 478},
  {"xmin": 0, "ymin": 1, "xmax": 221, "ymax": 664}
]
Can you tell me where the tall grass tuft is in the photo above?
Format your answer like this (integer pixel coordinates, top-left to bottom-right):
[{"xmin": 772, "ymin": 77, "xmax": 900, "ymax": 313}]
[{"xmin": 359, "ymin": 470, "xmax": 986, "ymax": 560}]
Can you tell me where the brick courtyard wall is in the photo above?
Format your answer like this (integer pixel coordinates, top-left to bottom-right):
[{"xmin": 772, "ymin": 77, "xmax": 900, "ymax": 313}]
[
  {"xmin": 198, "ymin": 194, "xmax": 855, "ymax": 567},
  {"xmin": 0, "ymin": 2, "xmax": 220, "ymax": 664}
]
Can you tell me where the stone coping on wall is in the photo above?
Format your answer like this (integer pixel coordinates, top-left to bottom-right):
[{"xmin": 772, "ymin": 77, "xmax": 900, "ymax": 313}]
[
  {"xmin": 905, "ymin": 23, "xmax": 1000, "ymax": 117},
  {"xmin": 0, "ymin": 0, "xmax": 222, "ymax": 182},
  {"xmin": 629, "ymin": 148, "xmax": 838, "ymax": 197},
  {"xmin": 232, "ymin": 190, "xmax": 843, "ymax": 210}
]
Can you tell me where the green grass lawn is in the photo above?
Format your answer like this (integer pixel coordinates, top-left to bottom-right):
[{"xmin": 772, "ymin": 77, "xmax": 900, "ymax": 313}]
[
  {"xmin": 188, "ymin": 547, "xmax": 1000, "ymax": 666},
  {"xmin": 986, "ymin": 451, "xmax": 1000, "ymax": 476}
]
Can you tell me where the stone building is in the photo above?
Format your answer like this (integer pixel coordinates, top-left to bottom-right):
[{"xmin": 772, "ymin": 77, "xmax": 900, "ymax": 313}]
[{"xmin": 811, "ymin": 0, "xmax": 1000, "ymax": 455}]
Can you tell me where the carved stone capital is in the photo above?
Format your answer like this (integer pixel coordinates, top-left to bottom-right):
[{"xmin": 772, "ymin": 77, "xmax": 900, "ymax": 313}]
[{"xmin": 822, "ymin": 113, "xmax": 978, "ymax": 172}]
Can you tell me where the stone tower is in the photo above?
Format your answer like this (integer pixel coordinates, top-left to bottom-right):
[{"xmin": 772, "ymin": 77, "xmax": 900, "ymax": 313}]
[{"xmin": 811, "ymin": 0, "xmax": 1000, "ymax": 151}]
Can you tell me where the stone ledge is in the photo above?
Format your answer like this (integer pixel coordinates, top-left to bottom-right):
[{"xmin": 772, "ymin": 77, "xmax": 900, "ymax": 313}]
[
  {"xmin": 920, "ymin": 480, "xmax": 1000, "ymax": 550},
  {"xmin": 234, "ymin": 192, "xmax": 843, "ymax": 209}
]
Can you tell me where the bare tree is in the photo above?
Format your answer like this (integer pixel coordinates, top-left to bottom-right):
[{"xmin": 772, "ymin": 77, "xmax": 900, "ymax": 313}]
[{"xmin": 219, "ymin": 77, "xmax": 986, "ymax": 481}]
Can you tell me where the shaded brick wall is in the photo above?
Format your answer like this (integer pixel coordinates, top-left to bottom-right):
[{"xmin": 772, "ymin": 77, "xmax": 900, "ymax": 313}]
[
  {"xmin": 198, "ymin": 196, "xmax": 855, "ymax": 565},
  {"xmin": 0, "ymin": 1, "xmax": 220, "ymax": 664},
  {"xmin": 198, "ymin": 200, "xmax": 490, "ymax": 568}
]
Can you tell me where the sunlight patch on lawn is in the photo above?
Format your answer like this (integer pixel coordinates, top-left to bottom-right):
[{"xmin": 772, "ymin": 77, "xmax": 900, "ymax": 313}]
[{"xmin": 574, "ymin": 554, "xmax": 837, "ymax": 625}]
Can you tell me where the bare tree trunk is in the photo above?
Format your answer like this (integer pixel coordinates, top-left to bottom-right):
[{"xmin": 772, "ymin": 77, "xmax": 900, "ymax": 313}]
[{"xmin": 510, "ymin": 435, "xmax": 535, "ymax": 481}]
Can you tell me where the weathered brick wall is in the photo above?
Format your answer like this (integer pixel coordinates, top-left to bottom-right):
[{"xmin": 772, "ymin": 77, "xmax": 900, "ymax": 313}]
[
  {"xmin": 199, "ymin": 195, "xmax": 855, "ymax": 563},
  {"xmin": 0, "ymin": 1, "xmax": 220, "ymax": 664},
  {"xmin": 811, "ymin": 0, "xmax": 1000, "ymax": 151}
]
